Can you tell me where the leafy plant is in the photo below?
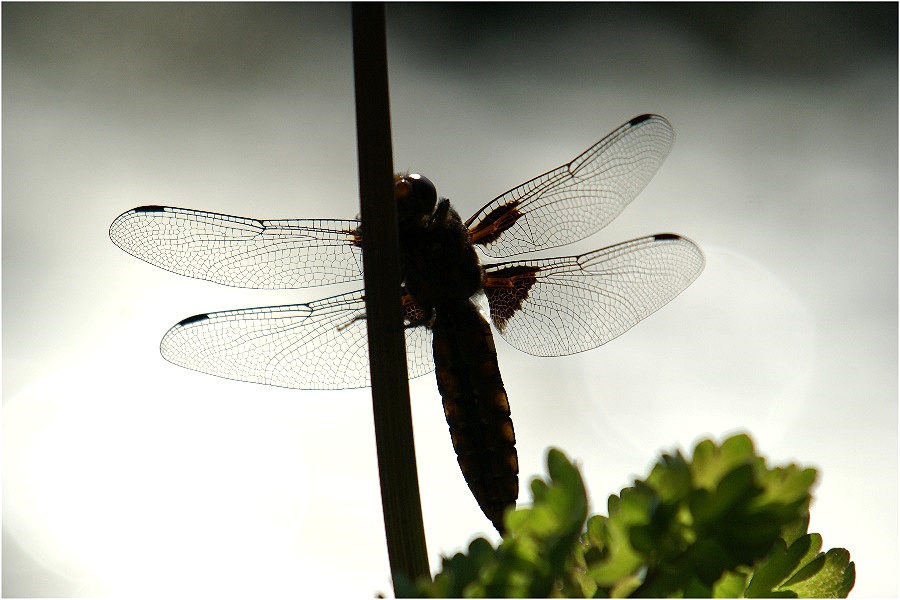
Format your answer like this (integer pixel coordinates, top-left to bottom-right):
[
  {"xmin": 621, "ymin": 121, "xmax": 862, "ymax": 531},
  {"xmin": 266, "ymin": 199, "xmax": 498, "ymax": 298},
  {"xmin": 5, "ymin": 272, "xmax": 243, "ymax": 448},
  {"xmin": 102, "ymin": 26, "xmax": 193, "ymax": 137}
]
[{"xmin": 395, "ymin": 434, "xmax": 854, "ymax": 598}]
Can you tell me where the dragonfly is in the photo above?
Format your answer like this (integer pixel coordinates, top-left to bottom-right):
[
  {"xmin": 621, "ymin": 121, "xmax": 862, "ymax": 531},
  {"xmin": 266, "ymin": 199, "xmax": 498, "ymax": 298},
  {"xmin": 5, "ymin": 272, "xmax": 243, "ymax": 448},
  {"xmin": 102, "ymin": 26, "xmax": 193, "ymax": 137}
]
[{"xmin": 109, "ymin": 114, "xmax": 705, "ymax": 533}]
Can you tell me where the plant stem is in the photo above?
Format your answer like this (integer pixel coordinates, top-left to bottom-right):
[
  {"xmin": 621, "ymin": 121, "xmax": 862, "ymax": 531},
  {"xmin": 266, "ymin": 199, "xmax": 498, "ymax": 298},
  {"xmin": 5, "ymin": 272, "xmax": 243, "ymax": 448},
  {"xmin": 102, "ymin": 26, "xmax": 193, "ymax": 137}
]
[{"xmin": 351, "ymin": 1, "xmax": 430, "ymax": 588}]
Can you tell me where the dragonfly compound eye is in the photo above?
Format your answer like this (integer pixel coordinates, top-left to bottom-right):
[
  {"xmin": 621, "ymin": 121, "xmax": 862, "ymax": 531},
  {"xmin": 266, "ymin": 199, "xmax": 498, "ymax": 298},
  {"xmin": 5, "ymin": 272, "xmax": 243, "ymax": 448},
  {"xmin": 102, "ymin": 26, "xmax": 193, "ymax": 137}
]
[{"xmin": 395, "ymin": 173, "xmax": 437, "ymax": 225}]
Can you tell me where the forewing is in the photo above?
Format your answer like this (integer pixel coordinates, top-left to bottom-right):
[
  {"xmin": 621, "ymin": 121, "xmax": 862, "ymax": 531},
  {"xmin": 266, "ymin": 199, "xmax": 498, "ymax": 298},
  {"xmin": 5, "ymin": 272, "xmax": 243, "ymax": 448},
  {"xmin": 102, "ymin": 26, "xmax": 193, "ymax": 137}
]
[
  {"xmin": 110, "ymin": 206, "xmax": 363, "ymax": 289},
  {"xmin": 160, "ymin": 290, "xmax": 435, "ymax": 389},
  {"xmin": 482, "ymin": 234, "xmax": 704, "ymax": 356},
  {"xmin": 466, "ymin": 114, "xmax": 675, "ymax": 257}
]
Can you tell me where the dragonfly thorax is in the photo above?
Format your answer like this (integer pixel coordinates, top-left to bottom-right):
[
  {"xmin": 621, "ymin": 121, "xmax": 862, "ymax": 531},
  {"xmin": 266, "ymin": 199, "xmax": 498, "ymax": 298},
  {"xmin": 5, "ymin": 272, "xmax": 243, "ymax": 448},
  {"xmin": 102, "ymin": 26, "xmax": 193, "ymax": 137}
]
[{"xmin": 397, "ymin": 178, "xmax": 484, "ymax": 313}]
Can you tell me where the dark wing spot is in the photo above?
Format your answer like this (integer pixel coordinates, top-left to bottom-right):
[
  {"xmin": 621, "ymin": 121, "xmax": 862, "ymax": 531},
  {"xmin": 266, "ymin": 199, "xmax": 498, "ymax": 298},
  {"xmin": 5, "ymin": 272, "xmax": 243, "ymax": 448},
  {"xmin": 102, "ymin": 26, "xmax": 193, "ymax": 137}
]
[
  {"xmin": 177, "ymin": 313, "xmax": 209, "ymax": 326},
  {"xmin": 629, "ymin": 113, "xmax": 654, "ymax": 125},
  {"xmin": 349, "ymin": 226, "xmax": 363, "ymax": 248},
  {"xmin": 468, "ymin": 200, "xmax": 523, "ymax": 246},
  {"xmin": 653, "ymin": 233, "xmax": 681, "ymax": 241},
  {"xmin": 134, "ymin": 205, "xmax": 167, "ymax": 213},
  {"xmin": 482, "ymin": 265, "xmax": 540, "ymax": 333}
]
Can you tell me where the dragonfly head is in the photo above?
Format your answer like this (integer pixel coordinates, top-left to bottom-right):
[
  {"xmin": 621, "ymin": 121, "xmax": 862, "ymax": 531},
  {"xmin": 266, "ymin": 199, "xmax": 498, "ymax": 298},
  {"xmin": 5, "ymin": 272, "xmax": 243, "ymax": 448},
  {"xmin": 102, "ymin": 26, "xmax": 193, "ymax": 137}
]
[{"xmin": 395, "ymin": 173, "xmax": 437, "ymax": 229}]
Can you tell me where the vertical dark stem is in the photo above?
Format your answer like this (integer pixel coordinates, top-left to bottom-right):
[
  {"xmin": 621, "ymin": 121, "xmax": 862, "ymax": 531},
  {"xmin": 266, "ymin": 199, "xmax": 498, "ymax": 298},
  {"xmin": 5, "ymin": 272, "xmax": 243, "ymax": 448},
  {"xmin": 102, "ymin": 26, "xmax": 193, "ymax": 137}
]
[{"xmin": 351, "ymin": 2, "xmax": 430, "ymax": 588}]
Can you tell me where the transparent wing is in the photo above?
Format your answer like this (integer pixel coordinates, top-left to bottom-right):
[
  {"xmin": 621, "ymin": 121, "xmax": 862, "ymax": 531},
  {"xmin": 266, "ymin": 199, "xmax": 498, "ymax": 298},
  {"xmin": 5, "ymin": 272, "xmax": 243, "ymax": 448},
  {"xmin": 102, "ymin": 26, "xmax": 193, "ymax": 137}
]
[
  {"xmin": 482, "ymin": 234, "xmax": 704, "ymax": 356},
  {"xmin": 159, "ymin": 290, "xmax": 435, "ymax": 390},
  {"xmin": 110, "ymin": 206, "xmax": 363, "ymax": 289},
  {"xmin": 466, "ymin": 114, "xmax": 675, "ymax": 257}
]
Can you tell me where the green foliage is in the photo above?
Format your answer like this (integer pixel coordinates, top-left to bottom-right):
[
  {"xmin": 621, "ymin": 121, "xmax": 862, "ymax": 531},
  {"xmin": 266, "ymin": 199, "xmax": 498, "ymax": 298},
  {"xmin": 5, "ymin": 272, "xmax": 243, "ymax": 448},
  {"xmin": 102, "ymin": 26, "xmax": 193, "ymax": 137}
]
[{"xmin": 396, "ymin": 434, "xmax": 854, "ymax": 598}]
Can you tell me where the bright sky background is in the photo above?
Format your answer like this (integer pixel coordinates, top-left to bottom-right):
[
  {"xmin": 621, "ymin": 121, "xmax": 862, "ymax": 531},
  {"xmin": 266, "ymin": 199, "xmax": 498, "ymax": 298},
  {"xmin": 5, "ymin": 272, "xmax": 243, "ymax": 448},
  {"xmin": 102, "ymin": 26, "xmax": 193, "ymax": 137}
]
[{"xmin": 3, "ymin": 4, "xmax": 896, "ymax": 597}]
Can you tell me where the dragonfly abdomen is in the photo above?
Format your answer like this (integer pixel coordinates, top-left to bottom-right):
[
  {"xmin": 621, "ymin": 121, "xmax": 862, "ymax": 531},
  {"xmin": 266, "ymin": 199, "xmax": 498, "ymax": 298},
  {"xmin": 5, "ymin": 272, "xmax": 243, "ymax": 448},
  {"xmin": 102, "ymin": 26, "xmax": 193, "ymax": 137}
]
[{"xmin": 432, "ymin": 299, "xmax": 518, "ymax": 533}]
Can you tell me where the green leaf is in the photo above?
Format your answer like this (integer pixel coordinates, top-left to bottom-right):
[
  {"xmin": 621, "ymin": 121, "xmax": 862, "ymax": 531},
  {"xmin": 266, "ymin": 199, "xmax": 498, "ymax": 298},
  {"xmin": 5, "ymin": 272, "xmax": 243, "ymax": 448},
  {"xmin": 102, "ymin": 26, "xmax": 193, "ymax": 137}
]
[
  {"xmin": 646, "ymin": 451, "xmax": 693, "ymax": 502},
  {"xmin": 416, "ymin": 536, "xmax": 495, "ymax": 597},
  {"xmin": 780, "ymin": 512, "xmax": 811, "ymax": 546},
  {"xmin": 745, "ymin": 534, "xmax": 820, "ymax": 596},
  {"xmin": 780, "ymin": 548, "xmax": 855, "ymax": 598},
  {"xmin": 712, "ymin": 568, "xmax": 751, "ymax": 597},
  {"xmin": 397, "ymin": 434, "xmax": 853, "ymax": 598},
  {"xmin": 592, "ymin": 434, "xmax": 828, "ymax": 597},
  {"xmin": 691, "ymin": 434, "xmax": 758, "ymax": 490}
]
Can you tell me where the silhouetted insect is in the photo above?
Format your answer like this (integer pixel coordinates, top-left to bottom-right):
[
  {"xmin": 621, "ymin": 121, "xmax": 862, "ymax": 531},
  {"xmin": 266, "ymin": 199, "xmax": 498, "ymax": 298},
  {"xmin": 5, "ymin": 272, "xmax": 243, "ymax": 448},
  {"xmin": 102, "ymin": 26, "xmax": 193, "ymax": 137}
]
[{"xmin": 110, "ymin": 114, "xmax": 704, "ymax": 532}]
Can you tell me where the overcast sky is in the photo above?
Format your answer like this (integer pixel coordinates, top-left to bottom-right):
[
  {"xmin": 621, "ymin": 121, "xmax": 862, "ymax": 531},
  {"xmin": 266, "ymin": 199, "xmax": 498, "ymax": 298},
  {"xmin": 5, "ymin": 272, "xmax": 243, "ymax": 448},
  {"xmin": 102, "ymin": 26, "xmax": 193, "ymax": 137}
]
[{"xmin": 3, "ymin": 3, "xmax": 897, "ymax": 597}]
